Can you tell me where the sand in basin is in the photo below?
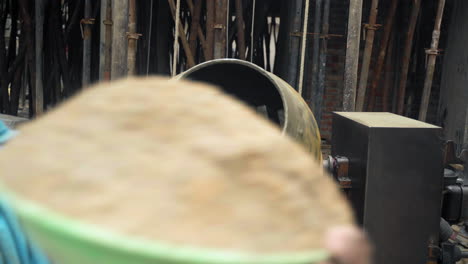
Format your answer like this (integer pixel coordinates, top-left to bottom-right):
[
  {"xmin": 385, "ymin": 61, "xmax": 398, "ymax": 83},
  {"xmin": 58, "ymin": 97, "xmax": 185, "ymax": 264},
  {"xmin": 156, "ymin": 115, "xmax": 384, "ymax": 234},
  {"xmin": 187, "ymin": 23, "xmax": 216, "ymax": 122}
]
[{"xmin": 0, "ymin": 77, "xmax": 353, "ymax": 253}]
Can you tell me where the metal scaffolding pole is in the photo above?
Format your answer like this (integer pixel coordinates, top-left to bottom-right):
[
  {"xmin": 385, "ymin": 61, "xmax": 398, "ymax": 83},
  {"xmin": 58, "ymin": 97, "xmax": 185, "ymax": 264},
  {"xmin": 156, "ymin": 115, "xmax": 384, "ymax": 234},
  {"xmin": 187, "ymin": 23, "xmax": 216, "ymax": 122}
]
[
  {"xmin": 367, "ymin": 0, "xmax": 398, "ymax": 111},
  {"xmin": 356, "ymin": 0, "xmax": 379, "ymax": 111},
  {"xmin": 315, "ymin": 0, "xmax": 331, "ymax": 126},
  {"xmin": 82, "ymin": 0, "xmax": 92, "ymax": 86},
  {"xmin": 111, "ymin": 0, "xmax": 129, "ymax": 80},
  {"xmin": 343, "ymin": 0, "xmax": 363, "ymax": 111},
  {"xmin": 34, "ymin": 0, "xmax": 44, "ymax": 115},
  {"xmin": 418, "ymin": 0, "xmax": 446, "ymax": 121},
  {"xmin": 397, "ymin": 0, "xmax": 421, "ymax": 115}
]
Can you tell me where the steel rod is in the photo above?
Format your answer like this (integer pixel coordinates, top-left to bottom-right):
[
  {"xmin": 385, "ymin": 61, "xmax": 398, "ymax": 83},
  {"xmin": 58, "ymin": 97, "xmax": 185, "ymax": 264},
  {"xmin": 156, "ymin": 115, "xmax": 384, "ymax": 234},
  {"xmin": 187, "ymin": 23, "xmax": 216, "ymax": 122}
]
[{"xmin": 146, "ymin": 0, "xmax": 154, "ymax": 75}]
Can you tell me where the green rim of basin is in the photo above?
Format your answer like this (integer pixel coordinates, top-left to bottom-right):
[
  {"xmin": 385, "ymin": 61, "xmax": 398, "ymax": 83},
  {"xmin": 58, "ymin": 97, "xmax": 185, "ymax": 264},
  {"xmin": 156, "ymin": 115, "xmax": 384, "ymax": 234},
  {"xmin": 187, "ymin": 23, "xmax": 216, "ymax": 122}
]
[{"xmin": 1, "ymin": 191, "xmax": 329, "ymax": 264}]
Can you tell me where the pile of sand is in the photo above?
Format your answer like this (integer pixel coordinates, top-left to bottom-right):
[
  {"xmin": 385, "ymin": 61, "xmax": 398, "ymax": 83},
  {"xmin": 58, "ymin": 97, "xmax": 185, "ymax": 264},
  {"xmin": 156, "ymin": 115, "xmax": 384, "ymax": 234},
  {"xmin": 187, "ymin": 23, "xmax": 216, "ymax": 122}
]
[{"xmin": 0, "ymin": 77, "xmax": 353, "ymax": 253}]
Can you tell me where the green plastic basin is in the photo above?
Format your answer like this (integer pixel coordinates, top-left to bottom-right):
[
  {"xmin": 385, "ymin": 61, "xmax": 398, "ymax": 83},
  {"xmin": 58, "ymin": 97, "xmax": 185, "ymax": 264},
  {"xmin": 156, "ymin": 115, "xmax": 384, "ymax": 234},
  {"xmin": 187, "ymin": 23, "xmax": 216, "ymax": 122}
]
[{"xmin": 1, "ymin": 192, "xmax": 329, "ymax": 264}]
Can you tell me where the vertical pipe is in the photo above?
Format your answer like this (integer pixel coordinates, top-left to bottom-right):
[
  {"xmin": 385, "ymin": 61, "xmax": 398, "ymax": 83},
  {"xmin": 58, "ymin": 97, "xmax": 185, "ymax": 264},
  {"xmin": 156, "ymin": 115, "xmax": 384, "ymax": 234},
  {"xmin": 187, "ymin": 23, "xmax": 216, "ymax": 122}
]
[
  {"xmin": 316, "ymin": 0, "xmax": 331, "ymax": 126},
  {"xmin": 155, "ymin": 0, "xmax": 171, "ymax": 74},
  {"xmin": 101, "ymin": 0, "xmax": 112, "ymax": 81},
  {"xmin": 206, "ymin": 0, "xmax": 215, "ymax": 60},
  {"xmin": 382, "ymin": 31, "xmax": 395, "ymax": 112},
  {"xmin": 99, "ymin": 0, "xmax": 107, "ymax": 80},
  {"xmin": 189, "ymin": 0, "xmax": 203, "ymax": 57},
  {"xmin": 343, "ymin": 0, "xmax": 363, "ymax": 111},
  {"xmin": 127, "ymin": 0, "xmax": 139, "ymax": 75},
  {"xmin": 310, "ymin": 0, "xmax": 322, "ymax": 105},
  {"xmin": 172, "ymin": 0, "xmax": 181, "ymax": 76},
  {"xmin": 418, "ymin": 0, "xmax": 446, "ymax": 121},
  {"xmin": 397, "ymin": 0, "xmax": 421, "ymax": 115},
  {"xmin": 213, "ymin": 0, "xmax": 228, "ymax": 59},
  {"xmin": 287, "ymin": 0, "xmax": 303, "ymax": 88},
  {"xmin": 111, "ymin": 0, "xmax": 129, "ymax": 80},
  {"xmin": 82, "ymin": 0, "xmax": 92, "ymax": 86},
  {"xmin": 249, "ymin": 0, "xmax": 256, "ymax": 62},
  {"xmin": 367, "ymin": 0, "xmax": 398, "ymax": 111},
  {"xmin": 297, "ymin": 0, "xmax": 311, "ymax": 95},
  {"xmin": 235, "ymin": 0, "xmax": 246, "ymax": 60},
  {"xmin": 146, "ymin": 0, "xmax": 154, "ymax": 75},
  {"xmin": 168, "ymin": 0, "xmax": 196, "ymax": 67},
  {"xmin": 186, "ymin": 0, "xmax": 208, "ymax": 58},
  {"xmin": 34, "ymin": 0, "xmax": 44, "ymax": 116},
  {"xmin": 355, "ymin": 0, "xmax": 379, "ymax": 111}
]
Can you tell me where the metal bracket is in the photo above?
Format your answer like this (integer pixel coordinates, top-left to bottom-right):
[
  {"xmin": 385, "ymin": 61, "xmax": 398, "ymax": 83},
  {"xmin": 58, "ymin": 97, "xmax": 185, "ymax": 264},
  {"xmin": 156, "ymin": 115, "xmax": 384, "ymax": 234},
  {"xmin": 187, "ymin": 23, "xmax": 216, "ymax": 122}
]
[
  {"xmin": 127, "ymin": 32, "xmax": 143, "ymax": 40},
  {"xmin": 80, "ymin": 18, "xmax": 95, "ymax": 25},
  {"xmin": 425, "ymin": 48, "xmax": 443, "ymax": 66},
  {"xmin": 80, "ymin": 18, "xmax": 96, "ymax": 39},
  {"xmin": 362, "ymin": 24, "xmax": 382, "ymax": 40}
]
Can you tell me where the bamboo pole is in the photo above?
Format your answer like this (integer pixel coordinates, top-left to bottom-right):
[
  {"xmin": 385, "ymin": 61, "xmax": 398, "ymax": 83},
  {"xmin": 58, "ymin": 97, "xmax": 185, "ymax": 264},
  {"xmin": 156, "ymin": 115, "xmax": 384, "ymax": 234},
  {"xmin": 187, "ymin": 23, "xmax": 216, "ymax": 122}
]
[
  {"xmin": 418, "ymin": 0, "xmax": 446, "ymax": 121},
  {"xmin": 397, "ymin": 0, "xmax": 421, "ymax": 115},
  {"xmin": 355, "ymin": 0, "xmax": 379, "ymax": 111},
  {"xmin": 343, "ymin": 0, "xmax": 363, "ymax": 111},
  {"xmin": 111, "ymin": 0, "xmax": 129, "ymax": 80},
  {"xmin": 367, "ymin": 0, "xmax": 398, "ymax": 111},
  {"xmin": 235, "ymin": 0, "xmax": 246, "ymax": 60}
]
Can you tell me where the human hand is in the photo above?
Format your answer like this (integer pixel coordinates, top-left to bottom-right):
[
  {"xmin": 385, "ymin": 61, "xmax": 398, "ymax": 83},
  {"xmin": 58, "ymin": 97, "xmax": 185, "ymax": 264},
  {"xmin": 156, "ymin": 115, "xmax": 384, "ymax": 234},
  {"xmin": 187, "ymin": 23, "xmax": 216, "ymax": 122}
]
[{"xmin": 321, "ymin": 226, "xmax": 372, "ymax": 264}]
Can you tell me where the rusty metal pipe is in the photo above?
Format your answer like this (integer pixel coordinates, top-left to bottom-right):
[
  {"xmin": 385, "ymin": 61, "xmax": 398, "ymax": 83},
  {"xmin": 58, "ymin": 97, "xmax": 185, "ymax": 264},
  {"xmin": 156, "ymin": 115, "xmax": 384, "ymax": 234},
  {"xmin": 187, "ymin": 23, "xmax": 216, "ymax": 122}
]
[
  {"xmin": 343, "ymin": 0, "xmax": 363, "ymax": 111},
  {"xmin": 367, "ymin": 0, "xmax": 398, "ymax": 111},
  {"xmin": 397, "ymin": 0, "xmax": 421, "ymax": 115},
  {"xmin": 356, "ymin": 0, "xmax": 379, "ymax": 112},
  {"xmin": 235, "ymin": 0, "xmax": 246, "ymax": 60},
  {"xmin": 418, "ymin": 0, "xmax": 446, "ymax": 121},
  {"xmin": 316, "ymin": 0, "xmax": 331, "ymax": 127},
  {"xmin": 176, "ymin": 59, "xmax": 322, "ymax": 160}
]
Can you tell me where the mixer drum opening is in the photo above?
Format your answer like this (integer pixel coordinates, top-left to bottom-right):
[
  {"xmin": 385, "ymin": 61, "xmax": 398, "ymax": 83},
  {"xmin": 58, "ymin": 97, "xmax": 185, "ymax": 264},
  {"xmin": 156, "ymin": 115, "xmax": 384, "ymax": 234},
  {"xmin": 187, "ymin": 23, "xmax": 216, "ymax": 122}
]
[{"xmin": 181, "ymin": 61, "xmax": 285, "ymax": 128}]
